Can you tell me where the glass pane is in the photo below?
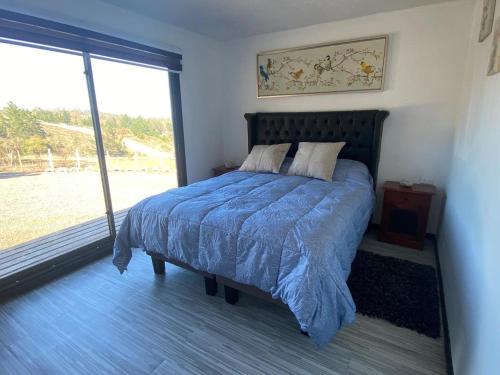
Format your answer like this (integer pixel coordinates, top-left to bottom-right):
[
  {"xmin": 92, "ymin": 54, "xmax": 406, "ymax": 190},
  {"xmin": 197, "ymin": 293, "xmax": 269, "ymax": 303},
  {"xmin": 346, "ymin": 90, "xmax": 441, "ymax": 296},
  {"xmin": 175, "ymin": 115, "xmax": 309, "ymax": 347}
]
[
  {"xmin": 0, "ymin": 43, "xmax": 107, "ymax": 251},
  {"xmin": 90, "ymin": 58, "xmax": 177, "ymax": 218}
]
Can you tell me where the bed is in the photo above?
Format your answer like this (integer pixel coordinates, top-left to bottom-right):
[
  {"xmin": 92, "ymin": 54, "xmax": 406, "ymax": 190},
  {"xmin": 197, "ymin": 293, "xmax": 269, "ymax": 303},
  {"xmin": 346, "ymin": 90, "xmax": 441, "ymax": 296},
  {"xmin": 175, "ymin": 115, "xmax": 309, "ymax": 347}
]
[{"xmin": 113, "ymin": 110, "xmax": 389, "ymax": 347}]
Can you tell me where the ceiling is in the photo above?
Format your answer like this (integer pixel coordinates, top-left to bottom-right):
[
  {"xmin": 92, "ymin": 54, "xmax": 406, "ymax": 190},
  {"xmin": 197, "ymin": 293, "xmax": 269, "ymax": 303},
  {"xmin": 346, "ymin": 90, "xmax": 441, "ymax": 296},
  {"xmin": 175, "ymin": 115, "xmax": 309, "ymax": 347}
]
[{"xmin": 100, "ymin": 0, "xmax": 453, "ymax": 41}]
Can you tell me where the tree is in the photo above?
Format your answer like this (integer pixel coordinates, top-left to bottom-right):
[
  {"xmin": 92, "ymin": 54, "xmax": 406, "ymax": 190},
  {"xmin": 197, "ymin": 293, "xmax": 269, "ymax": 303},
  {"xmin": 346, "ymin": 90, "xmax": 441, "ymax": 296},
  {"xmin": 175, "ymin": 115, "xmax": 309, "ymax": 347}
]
[
  {"xmin": 0, "ymin": 102, "xmax": 44, "ymax": 169},
  {"xmin": 24, "ymin": 136, "xmax": 47, "ymax": 155}
]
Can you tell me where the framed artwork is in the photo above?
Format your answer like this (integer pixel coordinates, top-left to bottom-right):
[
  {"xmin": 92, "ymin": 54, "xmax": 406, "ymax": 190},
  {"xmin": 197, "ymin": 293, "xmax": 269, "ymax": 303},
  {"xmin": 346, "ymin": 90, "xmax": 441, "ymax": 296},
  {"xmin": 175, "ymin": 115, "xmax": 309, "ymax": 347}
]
[
  {"xmin": 479, "ymin": 0, "xmax": 496, "ymax": 42},
  {"xmin": 256, "ymin": 35, "xmax": 388, "ymax": 98},
  {"xmin": 488, "ymin": 18, "xmax": 500, "ymax": 75}
]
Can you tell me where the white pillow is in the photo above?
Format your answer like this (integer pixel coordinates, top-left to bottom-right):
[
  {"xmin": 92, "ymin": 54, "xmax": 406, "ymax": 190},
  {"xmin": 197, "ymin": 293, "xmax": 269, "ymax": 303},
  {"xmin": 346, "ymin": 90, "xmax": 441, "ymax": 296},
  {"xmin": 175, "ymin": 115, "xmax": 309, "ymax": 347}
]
[
  {"xmin": 239, "ymin": 143, "xmax": 291, "ymax": 173},
  {"xmin": 288, "ymin": 142, "xmax": 346, "ymax": 182}
]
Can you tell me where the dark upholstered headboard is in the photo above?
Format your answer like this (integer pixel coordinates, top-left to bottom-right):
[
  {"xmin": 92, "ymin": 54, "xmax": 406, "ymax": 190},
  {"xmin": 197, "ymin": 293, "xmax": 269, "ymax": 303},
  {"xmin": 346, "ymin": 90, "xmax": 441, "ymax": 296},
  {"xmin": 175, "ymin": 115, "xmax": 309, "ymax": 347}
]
[{"xmin": 244, "ymin": 110, "xmax": 389, "ymax": 186}]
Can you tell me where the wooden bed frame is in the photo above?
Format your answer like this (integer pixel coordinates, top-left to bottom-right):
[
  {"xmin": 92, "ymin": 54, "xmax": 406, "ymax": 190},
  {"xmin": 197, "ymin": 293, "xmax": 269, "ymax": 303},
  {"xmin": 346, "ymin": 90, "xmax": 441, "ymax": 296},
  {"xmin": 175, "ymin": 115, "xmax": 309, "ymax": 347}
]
[{"xmin": 148, "ymin": 110, "xmax": 389, "ymax": 315}]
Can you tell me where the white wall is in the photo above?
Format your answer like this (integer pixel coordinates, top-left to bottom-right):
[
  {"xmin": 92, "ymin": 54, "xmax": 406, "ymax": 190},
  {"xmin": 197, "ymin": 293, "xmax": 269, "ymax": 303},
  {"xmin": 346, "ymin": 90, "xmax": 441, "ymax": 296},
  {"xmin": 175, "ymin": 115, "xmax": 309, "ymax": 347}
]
[
  {"xmin": 0, "ymin": 0, "xmax": 224, "ymax": 183},
  {"xmin": 220, "ymin": 1, "xmax": 475, "ymax": 233},
  {"xmin": 439, "ymin": 0, "xmax": 500, "ymax": 373}
]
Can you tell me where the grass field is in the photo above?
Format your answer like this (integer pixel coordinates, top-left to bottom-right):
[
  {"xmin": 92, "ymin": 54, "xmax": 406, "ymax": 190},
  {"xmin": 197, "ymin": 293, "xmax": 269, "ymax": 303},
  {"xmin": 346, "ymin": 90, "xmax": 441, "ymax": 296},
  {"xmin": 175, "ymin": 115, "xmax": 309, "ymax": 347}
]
[{"xmin": 0, "ymin": 171, "xmax": 178, "ymax": 250}]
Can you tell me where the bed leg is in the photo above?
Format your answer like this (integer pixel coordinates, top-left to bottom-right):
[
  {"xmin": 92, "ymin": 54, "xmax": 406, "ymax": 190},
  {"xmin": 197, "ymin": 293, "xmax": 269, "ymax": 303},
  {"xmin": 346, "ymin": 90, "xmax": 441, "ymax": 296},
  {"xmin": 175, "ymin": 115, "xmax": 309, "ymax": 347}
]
[
  {"xmin": 224, "ymin": 285, "xmax": 239, "ymax": 305},
  {"xmin": 204, "ymin": 277, "xmax": 218, "ymax": 296},
  {"xmin": 151, "ymin": 257, "xmax": 165, "ymax": 275}
]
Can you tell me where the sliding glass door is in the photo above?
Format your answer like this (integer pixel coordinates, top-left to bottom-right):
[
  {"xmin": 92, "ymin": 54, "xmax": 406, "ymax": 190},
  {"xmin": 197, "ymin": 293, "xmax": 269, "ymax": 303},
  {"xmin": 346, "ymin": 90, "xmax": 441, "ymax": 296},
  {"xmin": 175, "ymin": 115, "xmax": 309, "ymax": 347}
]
[
  {"xmin": 90, "ymin": 58, "xmax": 177, "ymax": 217},
  {"xmin": 0, "ymin": 9, "xmax": 184, "ymax": 285},
  {"xmin": 0, "ymin": 42, "xmax": 179, "ymax": 254},
  {"xmin": 0, "ymin": 43, "xmax": 107, "ymax": 250}
]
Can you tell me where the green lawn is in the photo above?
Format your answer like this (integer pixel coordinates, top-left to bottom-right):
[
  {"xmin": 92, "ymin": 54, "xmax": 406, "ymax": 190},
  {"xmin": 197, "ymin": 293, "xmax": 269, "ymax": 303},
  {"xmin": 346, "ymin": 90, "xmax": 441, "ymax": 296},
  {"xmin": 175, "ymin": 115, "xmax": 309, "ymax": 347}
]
[{"xmin": 0, "ymin": 171, "xmax": 178, "ymax": 250}]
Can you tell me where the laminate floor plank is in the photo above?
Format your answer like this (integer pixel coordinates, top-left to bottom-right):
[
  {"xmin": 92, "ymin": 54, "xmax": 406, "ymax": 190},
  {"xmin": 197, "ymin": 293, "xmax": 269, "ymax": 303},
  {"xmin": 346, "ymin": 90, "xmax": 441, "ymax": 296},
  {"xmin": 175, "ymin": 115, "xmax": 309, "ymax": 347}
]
[{"xmin": 0, "ymin": 236, "xmax": 446, "ymax": 375}]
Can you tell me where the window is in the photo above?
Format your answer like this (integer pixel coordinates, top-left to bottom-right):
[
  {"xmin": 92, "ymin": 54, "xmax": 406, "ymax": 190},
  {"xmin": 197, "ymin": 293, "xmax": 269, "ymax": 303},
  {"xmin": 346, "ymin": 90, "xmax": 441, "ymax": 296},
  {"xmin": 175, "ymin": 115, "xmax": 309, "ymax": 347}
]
[
  {"xmin": 0, "ymin": 9, "xmax": 184, "ymax": 285},
  {"xmin": 0, "ymin": 44, "xmax": 106, "ymax": 251},
  {"xmin": 91, "ymin": 57, "xmax": 178, "ymax": 217}
]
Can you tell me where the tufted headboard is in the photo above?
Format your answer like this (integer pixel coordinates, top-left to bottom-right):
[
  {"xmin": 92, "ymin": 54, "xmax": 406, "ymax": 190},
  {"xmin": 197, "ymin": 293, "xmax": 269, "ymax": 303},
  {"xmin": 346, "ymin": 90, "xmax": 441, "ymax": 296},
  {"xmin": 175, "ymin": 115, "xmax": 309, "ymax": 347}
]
[{"xmin": 244, "ymin": 110, "xmax": 389, "ymax": 187}]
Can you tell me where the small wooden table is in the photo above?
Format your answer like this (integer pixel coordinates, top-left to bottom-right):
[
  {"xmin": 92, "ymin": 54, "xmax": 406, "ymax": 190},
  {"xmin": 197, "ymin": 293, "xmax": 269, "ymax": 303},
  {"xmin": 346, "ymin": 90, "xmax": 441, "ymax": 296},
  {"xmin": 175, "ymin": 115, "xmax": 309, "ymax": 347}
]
[
  {"xmin": 379, "ymin": 181, "xmax": 436, "ymax": 250},
  {"xmin": 212, "ymin": 165, "xmax": 239, "ymax": 177}
]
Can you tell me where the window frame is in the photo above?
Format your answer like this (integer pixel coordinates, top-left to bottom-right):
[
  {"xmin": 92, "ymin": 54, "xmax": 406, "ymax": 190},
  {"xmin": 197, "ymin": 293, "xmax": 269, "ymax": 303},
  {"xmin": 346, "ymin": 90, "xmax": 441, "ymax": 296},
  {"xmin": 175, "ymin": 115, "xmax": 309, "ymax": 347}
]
[{"xmin": 0, "ymin": 9, "xmax": 187, "ymax": 294}]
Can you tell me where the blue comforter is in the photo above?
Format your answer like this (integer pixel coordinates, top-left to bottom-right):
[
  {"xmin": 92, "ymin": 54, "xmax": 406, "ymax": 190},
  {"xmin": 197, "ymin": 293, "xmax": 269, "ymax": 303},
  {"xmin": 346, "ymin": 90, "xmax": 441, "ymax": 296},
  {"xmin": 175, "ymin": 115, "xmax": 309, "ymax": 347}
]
[{"xmin": 113, "ymin": 160, "xmax": 375, "ymax": 347}]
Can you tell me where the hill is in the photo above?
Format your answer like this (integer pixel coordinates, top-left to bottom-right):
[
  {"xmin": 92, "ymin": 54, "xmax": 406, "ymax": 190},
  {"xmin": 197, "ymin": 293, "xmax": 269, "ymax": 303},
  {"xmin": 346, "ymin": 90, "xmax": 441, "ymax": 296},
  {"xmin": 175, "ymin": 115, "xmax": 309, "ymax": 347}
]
[{"xmin": 0, "ymin": 102, "xmax": 174, "ymax": 172}]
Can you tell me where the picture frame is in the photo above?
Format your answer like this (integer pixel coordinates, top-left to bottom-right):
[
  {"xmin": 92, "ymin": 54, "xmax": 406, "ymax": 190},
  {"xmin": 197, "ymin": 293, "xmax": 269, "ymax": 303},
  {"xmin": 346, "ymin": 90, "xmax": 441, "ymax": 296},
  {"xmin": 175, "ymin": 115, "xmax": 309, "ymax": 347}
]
[
  {"xmin": 479, "ymin": 0, "xmax": 496, "ymax": 42},
  {"xmin": 256, "ymin": 35, "xmax": 388, "ymax": 98},
  {"xmin": 488, "ymin": 17, "xmax": 500, "ymax": 75}
]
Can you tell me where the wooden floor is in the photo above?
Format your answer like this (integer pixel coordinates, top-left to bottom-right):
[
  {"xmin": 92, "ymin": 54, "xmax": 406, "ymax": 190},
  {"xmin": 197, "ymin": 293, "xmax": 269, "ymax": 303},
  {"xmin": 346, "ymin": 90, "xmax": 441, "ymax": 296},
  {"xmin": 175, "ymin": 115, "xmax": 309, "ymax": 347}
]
[{"xmin": 0, "ymin": 233, "xmax": 446, "ymax": 375}]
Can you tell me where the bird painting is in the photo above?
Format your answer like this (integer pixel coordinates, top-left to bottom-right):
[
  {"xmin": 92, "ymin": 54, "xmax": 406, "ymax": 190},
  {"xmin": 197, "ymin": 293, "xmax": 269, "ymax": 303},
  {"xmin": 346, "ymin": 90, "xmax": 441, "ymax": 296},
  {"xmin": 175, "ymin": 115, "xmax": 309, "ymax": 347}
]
[
  {"xmin": 257, "ymin": 36, "xmax": 387, "ymax": 96},
  {"xmin": 360, "ymin": 61, "xmax": 374, "ymax": 75},
  {"xmin": 259, "ymin": 65, "xmax": 269, "ymax": 82},
  {"xmin": 289, "ymin": 68, "xmax": 304, "ymax": 80}
]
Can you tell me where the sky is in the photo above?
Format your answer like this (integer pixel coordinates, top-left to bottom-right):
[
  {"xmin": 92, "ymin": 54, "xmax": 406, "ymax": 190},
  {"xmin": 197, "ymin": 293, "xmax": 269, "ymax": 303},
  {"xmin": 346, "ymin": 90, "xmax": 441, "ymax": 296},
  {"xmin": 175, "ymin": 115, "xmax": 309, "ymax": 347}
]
[{"xmin": 0, "ymin": 42, "xmax": 172, "ymax": 118}]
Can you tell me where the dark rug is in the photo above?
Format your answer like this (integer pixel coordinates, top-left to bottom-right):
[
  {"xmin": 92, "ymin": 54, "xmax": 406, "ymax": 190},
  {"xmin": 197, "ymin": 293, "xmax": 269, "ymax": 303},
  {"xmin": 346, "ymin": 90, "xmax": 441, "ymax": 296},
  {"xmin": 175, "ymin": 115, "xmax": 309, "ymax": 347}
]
[{"xmin": 347, "ymin": 250, "xmax": 441, "ymax": 338}]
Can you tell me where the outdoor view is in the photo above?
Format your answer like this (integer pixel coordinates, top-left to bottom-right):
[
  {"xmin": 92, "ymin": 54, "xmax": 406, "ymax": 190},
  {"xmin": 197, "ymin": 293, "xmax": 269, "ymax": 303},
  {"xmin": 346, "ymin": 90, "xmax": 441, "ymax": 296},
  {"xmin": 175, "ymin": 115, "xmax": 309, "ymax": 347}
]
[{"xmin": 0, "ymin": 43, "xmax": 177, "ymax": 251}]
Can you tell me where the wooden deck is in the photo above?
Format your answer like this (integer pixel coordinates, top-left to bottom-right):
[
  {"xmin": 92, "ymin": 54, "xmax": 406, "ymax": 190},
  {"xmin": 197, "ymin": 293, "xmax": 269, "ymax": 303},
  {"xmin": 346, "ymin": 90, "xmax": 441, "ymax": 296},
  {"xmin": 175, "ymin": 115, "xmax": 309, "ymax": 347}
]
[{"xmin": 0, "ymin": 209, "xmax": 128, "ymax": 296}]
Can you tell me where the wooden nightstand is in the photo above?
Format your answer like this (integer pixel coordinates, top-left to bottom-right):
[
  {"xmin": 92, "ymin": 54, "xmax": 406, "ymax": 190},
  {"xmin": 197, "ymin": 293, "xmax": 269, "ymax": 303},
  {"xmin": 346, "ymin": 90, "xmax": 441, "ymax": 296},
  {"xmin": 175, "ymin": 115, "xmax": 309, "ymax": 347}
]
[
  {"xmin": 213, "ymin": 165, "xmax": 239, "ymax": 177},
  {"xmin": 379, "ymin": 181, "xmax": 436, "ymax": 250}
]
